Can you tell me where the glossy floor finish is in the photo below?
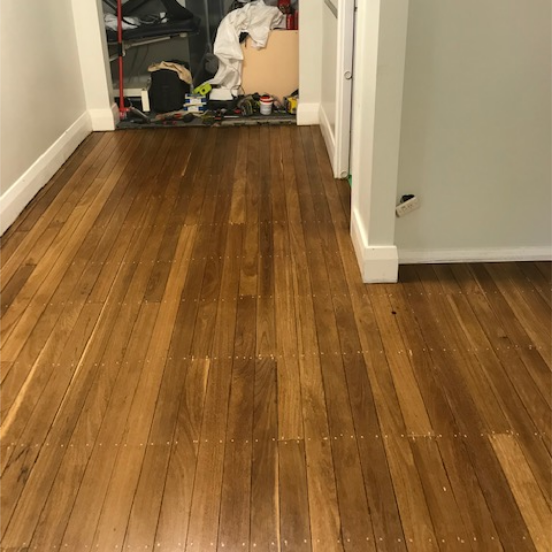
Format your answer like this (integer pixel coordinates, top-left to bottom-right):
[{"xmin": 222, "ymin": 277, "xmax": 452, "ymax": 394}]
[{"xmin": 1, "ymin": 127, "xmax": 551, "ymax": 552}]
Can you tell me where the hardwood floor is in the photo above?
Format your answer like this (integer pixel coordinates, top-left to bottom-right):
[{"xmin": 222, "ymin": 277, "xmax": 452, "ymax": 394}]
[{"xmin": 1, "ymin": 126, "xmax": 551, "ymax": 552}]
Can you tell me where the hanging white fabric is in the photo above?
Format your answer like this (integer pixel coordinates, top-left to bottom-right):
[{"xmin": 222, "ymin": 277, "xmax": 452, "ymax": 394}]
[{"xmin": 207, "ymin": 0, "xmax": 285, "ymax": 98}]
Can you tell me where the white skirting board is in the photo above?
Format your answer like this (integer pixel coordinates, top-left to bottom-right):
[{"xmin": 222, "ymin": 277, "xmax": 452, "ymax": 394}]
[
  {"xmin": 399, "ymin": 247, "xmax": 552, "ymax": 264},
  {"xmin": 89, "ymin": 103, "xmax": 118, "ymax": 131},
  {"xmin": 319, "ymin": 104, "xmax": 337, "ymax": 177},
  {"xmin": 88, "ymin": 103, "xmax": 119, "ymax": 132},
  {"xmin": 297, "ymin": 102, "xmax": 320, "ymax": 126},
  {"xmin": 0, "ymin": 112, "xmax": 92, "ymax": 236},
  {"xmin": 351, "ymin": 207, "xmax": 399, "ymax": 283}
]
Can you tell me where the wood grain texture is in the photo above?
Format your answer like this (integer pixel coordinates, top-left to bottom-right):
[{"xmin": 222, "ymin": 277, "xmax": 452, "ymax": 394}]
[
  {"xmin": 490, "ymin": 434, "xmax": 551, "ymax": 551},
  {"xmin": 1, "ymin": 126, "xmax": 549, "ymax": 552},
  {"xmin": 279, "ymin": 439, "xmax": 311, "ymax": 551}
]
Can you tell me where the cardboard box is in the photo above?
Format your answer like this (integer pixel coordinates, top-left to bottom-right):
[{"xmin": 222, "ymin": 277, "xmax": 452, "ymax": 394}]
[{"xmin": 241, "ymin": 30, "xmax": 299, "ymax": 104}]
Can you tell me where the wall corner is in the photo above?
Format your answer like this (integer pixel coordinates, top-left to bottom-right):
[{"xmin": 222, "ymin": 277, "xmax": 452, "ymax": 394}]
[
  {"xmin": 351, "ymin": 207, "xmax": 399, "ymax": 283},
  {"xmin": 349, "ymin": 0, "xmax": 409, "ymax": 283}
]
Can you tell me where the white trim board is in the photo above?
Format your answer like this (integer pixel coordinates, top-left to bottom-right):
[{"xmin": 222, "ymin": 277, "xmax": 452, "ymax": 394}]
[
  {"xmin": 399, "ymin": 247, "xmax": 552, "ymax": 264},
  {"xmin": 297, "ymin": 102, "xmax": 320, "ymax": 126},
  {"xmin": 89, "ymin": 104, "xmax": 118, "ymax": 131},
  {"xmin": 111, "ymin": 102, "xmax": 121, "ymax": 127},
  {"xmin": 333, "ymin": 0, "xmax": 355, "ymax": 180},
  {"xmin": 351, "ymin": 206, "xmax": 399, "ymax": 283},
  {"xmin": 0, "ymin": 112, "xmax": 92, "ymax": 236},
  {"xmin": 319, "ymin": 104, "xmax": 337, "ymax": 176}
]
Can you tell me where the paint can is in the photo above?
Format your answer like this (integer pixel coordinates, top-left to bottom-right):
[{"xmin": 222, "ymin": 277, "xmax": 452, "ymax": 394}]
[{"xmin": 260, "ymin": 95, "xmax": 273, "ymax": 115}]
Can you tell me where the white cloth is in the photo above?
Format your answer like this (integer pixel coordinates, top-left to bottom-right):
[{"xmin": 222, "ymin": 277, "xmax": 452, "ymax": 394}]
[
  {"xmin": 105, "ymin": 14, "xmax": 139, "ymax": 31},
  {"xmin": 208, "ymin": 1, "xmax": 285, "ymax": 97}
]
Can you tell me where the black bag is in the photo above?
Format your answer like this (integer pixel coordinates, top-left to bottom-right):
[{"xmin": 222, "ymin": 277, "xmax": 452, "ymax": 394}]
[
  {"xmin": 149, "ymin": 68, "xmax": 190, "ymax": 113},
  {"xmin": 112, "ymin": 0, "xmax": 194, "ymax": 20}
]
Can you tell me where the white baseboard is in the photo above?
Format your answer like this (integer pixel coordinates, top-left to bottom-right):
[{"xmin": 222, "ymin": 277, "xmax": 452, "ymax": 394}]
[
  {"xmin": 0, "ymin": 112, "xmax": 92, "ymax": 236},
  {"xmin": 399, "ymin": 247, "xmax": 552, "ymax": 264},
  {"xmin": 111, "ymin": 102, "xmax": 121, "ymax": 127},
  {"xmin": 297, "ymin": 102, "xmax": 320, "ymax": 126},
  {"xmin": 319, "ymin": 104, "xmax": 337, "ymax": 177},
  {"xmin": 89, "ymin": 103, "xmax": 118, "ymax": 131},
  {"xmin": 351, "ymin": 207, "xmax": 399, "ymax": 283}
]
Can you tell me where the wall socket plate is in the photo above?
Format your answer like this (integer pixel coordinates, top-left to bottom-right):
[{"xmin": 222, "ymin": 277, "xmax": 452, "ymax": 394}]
[{"xmin": 396, "ymin": 195, "xmax": 420, "ymax": 217}]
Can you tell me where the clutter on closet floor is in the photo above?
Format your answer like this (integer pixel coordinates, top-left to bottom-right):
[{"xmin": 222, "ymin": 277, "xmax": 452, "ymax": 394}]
[{"xmin": 104, "ymin": 0, "xmax": 300, "ymax": 128}]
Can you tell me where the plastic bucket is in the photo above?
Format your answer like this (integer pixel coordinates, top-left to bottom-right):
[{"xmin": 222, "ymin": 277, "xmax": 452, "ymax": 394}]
[{"xmin": 260, "ymin": 96, "xmax": 273, "ymax": 115}]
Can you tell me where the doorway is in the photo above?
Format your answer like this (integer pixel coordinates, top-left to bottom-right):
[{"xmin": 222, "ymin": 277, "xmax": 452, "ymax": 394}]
[{"xmin": 100, "ymin": 0, "xmax": 301, "ymax": 127}]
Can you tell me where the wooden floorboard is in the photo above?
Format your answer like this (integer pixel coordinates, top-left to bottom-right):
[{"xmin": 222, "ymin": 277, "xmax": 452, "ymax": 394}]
[{"xmin": 1, "ymin": 126, "xmax": 550, "ymax": 552}]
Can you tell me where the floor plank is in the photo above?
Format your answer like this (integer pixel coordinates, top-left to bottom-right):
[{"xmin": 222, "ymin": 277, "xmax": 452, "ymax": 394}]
[
  {"xmin": 490, "ymin": 434, "xmax": 552, "ymax": 551},
  {"xmin": 279, "ymin": 439, "xmax": 311, "ymax": 551},
  {"xmin": 251, "ymin": 358, "xmax": 279, "ymax": 552}
]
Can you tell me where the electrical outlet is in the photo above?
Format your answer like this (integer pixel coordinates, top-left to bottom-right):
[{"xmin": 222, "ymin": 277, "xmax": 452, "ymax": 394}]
[{"xmin": 396, "ymin": 195, "xmax": 420, "ymax": 217}]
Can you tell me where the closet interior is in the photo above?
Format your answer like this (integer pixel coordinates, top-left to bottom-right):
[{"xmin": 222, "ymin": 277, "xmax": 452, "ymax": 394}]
[{"xmin": 102, "ymin": 0, "xmax": 300, "ymax": 127}]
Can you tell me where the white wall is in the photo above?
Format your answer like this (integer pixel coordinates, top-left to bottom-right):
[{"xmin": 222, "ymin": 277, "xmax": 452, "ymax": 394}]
[
  {"xmin": 297, "ymin": 0, "xmax": 323, "ymax": 124},
  {"xmin": 396, "ymin": 0, "xmax": 552, "ymax": 262},
  {"xmin": 0, "ymin": 0, "xmax": 91, "ymax": 234}
]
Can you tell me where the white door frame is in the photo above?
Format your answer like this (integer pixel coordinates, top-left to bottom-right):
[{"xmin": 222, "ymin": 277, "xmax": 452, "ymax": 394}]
[
  {"xmin": 319, "ymin": 0, "xmax": 355, "ymax": 179},
  {"xmin": 334, "ymin": 0, "xmax": 355, "ymax": 178}
]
